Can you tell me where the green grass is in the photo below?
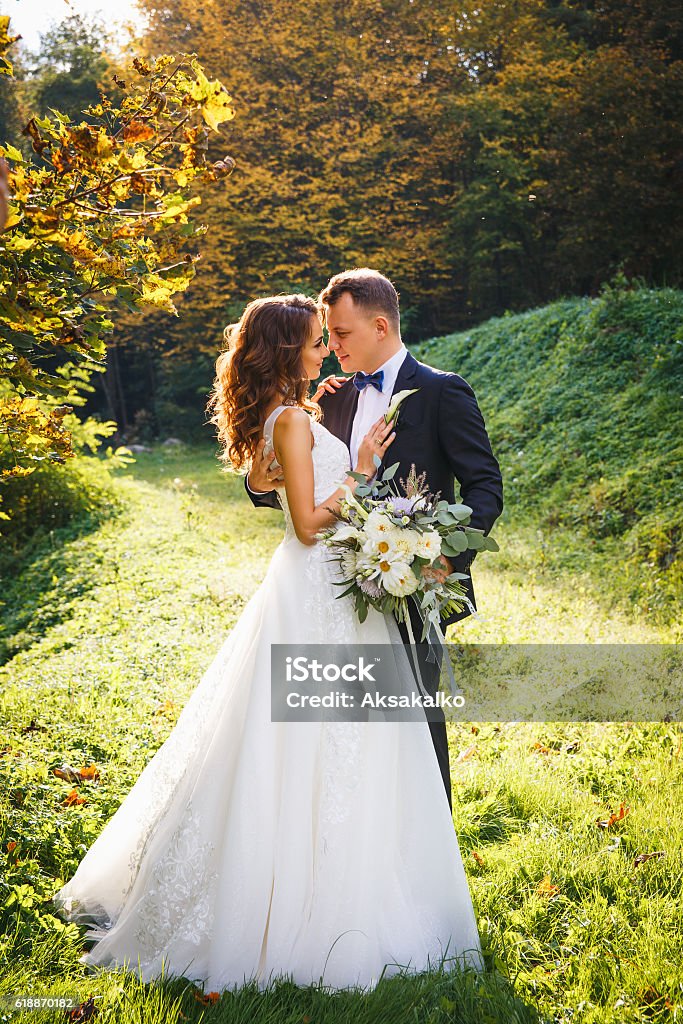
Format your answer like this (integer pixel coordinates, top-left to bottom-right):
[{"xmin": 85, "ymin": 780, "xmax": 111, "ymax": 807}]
[
  {"xmin": 413, "ymin": 278, "xmax": 683, "ymax": 633},
  {"xmin": 1, "ymin": 443, "xmax": 681, "ymax": 1022}
]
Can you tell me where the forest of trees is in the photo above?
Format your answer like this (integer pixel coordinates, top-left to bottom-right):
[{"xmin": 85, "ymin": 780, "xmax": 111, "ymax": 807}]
[{"xmin": 0, "ymin": 0, "xmax": 681, "ymax": 441}]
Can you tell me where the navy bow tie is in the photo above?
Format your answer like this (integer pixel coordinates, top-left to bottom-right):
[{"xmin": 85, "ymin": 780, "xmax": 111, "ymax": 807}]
[{"xmin": 353, "ymin": 369, "xmax": 384, "ymax": 392}]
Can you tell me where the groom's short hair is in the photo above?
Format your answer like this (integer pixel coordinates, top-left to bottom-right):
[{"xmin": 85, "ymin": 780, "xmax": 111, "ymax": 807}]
[{"xmin": 318, "ymin": 268, "xmax": 400, "ymax": 331}]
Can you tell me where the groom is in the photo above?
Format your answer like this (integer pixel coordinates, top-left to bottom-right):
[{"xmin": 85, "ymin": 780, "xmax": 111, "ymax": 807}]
[{"xmin": 245, "ymin": 268, "xmax": 503, "ymax": 811}]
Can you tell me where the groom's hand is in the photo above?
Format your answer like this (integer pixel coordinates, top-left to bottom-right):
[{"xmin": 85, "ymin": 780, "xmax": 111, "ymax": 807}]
[
  {"xmin": 421, "ymin": 554, "xmax": 454, "ymax": 584},
  {"xmin": 312, "ymin": 374, "xmax": 348, "ymax": 403},
  {"xmin": 247, "ymin": 439, "xmax": 285, "ymax": 492}
]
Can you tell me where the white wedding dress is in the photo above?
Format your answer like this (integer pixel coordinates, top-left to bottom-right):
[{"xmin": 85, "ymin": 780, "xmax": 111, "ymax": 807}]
[{"xmin": 52, "ymin": 405, "xmax": 484, "ymax": 993}]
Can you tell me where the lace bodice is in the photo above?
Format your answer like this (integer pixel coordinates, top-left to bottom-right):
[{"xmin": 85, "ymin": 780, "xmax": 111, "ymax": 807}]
[{"xmin": 263, "ymin": 405, "xmax": 351, "ymax": 543}]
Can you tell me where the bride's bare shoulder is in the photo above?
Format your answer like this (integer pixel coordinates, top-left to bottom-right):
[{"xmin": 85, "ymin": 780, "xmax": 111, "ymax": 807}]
[
  {"xmin": 272, "ymin": 406, "xmax": 314, "ymax": 450},
  {"xmin": 273, "ymin": 406, "xmax": 309, "ymax": 429}
]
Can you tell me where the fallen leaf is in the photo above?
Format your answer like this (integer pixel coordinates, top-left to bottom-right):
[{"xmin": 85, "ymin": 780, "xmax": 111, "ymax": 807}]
[
  {"xmin": 54, "ymin": 763, "xmax": 100, "ymax": 784},
  {"xmin": 192, "ymin": 990, "xmax": 220, "ymax": 1005},
  {"xmin": 596, "ymin": 803, "xmax": 630, "ymax": 829},
  {"xmin": 154, "ymin": 699, "xmax": 177, "ymax": 717},
  {"xmin": 638, "ymin": 986, "xmax": 674, "ymax": 1011},
  {"xmin": 65, "ymin": 995, "xmax": 98, "ymax": 1021},
  {"xmin": 21, "ymin": 718, "xmax": 46, "ymax": 734},
  {"xmin": 63, "ymin": 788, "xmax": 87, "ymax": 807},
  {"xmin": 455, "ymin": 743, "xmax": 477, "ymax": 763},
  {"xmin": 536, "ymin": 874, "xmax": 559, "ymax": 897},
  {"xmin": 633, "ymin": 850, "xmax": 665, "ymax": 868}
]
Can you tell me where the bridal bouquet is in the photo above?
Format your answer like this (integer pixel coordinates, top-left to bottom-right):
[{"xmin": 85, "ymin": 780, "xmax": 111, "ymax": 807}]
[{"xmin": 317, "ymin": 459, "xmax": 499, "ymax": 646}]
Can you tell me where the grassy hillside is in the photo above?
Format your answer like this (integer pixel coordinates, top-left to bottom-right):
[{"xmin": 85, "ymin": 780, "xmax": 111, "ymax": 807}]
[{"xmin": 413, "ymin": 278, "xmax": 683, "ymax": 628}]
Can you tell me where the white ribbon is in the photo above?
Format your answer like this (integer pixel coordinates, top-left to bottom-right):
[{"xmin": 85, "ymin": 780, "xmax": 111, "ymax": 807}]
[
  {"xmin": 406, "ymin": 591, "xmax": 485, "ymax": 702},
  {"xmin": 401, "ymin": 606, "xmax": 431, "ymax": 700}
]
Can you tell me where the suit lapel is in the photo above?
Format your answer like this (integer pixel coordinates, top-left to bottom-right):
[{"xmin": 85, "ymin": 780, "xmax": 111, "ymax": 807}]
[
  {"xmin": 390, "ymin": 350, "xmax": 419, "ymax": 396},
  {"xmin": 338, "ymin": 377, "xmax": 360, "ymax": 448}
]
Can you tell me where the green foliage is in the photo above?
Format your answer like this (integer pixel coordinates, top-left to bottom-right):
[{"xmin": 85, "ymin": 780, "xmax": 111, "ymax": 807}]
[
  {"xmin": 0, "ymin": 448, "xmax": 124, "ymax": 556},
  {"xmin": 0, "ymin": 25, "xmax": 235, "ymax": 524},
  {"xmin": 22, "ymin": 14, "xmax": 111, "ymax": 123},
  {"xmin": 0, "ymin": 358, "xmax": 131, "ymax": 548},
  {"xmin": 415, "ymin": 279, "xmax": 683, "ymax": 624},
  {"xmin": 90, "ymin": 0, "xmax": 681, "ymax": 445},
  {"xmin": 155, "ymin": 351, "xmax": 217, "ymax": 442},
  {"xmin": 0, "ymin": 18, "xmax": 23, "ymax": 144}
]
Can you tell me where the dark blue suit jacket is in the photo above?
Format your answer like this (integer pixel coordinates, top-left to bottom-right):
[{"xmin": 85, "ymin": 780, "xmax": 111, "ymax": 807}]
[{"xmin": 244, "ymin": 351, "xmax": 504, "ymax": 626}]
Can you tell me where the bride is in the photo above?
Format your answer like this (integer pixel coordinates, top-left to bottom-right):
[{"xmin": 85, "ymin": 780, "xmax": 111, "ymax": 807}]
[{"xmin": 52, "ymin": 293, "xmax": 484, "ymax": 994}]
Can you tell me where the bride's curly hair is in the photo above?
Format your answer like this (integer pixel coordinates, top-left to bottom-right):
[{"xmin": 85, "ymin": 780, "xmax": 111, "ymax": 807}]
[{"xmin": 206, "ymin": 294, "xmax": 323, "ymax": 472}]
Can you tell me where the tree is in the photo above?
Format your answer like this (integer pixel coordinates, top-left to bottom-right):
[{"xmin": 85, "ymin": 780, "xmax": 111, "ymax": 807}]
[
  {"xmin": 23, "ymin": 14, "xmax": 112, "ymax": 123},
  {"xmin": 85, "ymin": 0, "xmax": 680, "ymax": 463},
  {"xmin": 0, "ymin": 16, "xmax": 236, "ymax": 521},
  {"xmin": 133, "ymin": 0, "xmax": 474, "ymax": 344}
]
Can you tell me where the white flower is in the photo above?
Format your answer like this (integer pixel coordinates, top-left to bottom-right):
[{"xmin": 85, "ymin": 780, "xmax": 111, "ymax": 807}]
[
  {"xmin": 384, "ymin": 388, "xmax": 419, "ymax": 425},
  {"xmin": 363, "ymin": 522, "xmax": 421, "ymax": 563},
  {"xmin": 364, "ymin": 508, "xmax": 397, "ymax": 541},
  {"xmin": 416, "ymin": 530, "xmax": 442, "ymax": 560},
  {"xmin": 339, "ymin": 547, "xmax": 361, "ymax": 578},
  {"xmin": 333, "ymin": 523, "xmax": 362, "ymax": 543},
  {"xmin": 339, "ymin": 484, "xmax": 368, "ymax": 521},
  {"xmin": 377, "ymin": 559, "xmax": 420, "ymax": 597},
  {"xmin": 391, "ymin": 528, "xmax": 420, "ymax": 561},
  {"xmin": 362, "ymin": 533, "xmax": 399, "ymax": 560}
]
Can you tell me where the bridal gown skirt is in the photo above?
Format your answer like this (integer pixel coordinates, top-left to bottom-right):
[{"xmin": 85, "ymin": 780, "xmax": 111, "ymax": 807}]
[{"xmin": 52, "ymin": 533, "xmax": 484, "ymax": 993}]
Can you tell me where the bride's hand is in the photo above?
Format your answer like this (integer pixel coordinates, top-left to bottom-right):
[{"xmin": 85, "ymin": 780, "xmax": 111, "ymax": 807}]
[
  {"xmin": 356, "ymin": 416, "xmax": 396, "ymax": 479},
  {"xmin": 312, "ymin": 374, "xmax": 348, "ymax": 403}
]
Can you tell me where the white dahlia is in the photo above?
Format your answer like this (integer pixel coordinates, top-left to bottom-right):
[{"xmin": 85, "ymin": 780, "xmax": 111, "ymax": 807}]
[
  {"xmin": 364, "ymin": 509, "xmax": 397, "ymax": 541},
  {"xmin": 416, "ymin": 530, "xmax": 442, "ymax": 560},
  {"xmin": 391, "ymin": 527, "xmax": 421, "ymax": 561}
]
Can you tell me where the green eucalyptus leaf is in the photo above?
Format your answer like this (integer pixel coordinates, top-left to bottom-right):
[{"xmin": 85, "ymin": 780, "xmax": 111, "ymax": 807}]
[
  {"xmin": 444, "ymin": 530, "xmax": 469, "ymax": 553},
  {"xmin": 448, "ymin": 503, "xmax": 473, "ymax": 519}
]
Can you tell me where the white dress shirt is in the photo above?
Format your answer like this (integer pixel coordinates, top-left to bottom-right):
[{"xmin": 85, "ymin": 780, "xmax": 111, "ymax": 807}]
[{"xmin": 349, "ymin": 345, "xmax": 408, "ymax": 469}]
